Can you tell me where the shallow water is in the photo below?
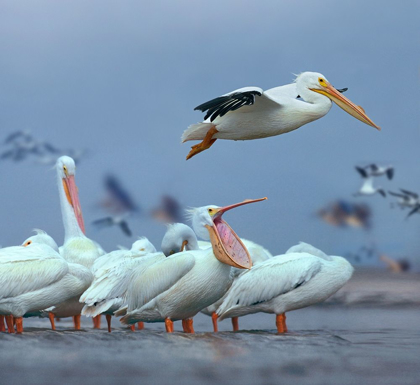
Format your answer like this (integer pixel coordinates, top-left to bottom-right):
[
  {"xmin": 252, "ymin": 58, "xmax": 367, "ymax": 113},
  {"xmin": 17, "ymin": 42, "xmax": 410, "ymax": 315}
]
[{"xmin": 1, "ymin": 307, "xmax": 419, "ymax": 385}]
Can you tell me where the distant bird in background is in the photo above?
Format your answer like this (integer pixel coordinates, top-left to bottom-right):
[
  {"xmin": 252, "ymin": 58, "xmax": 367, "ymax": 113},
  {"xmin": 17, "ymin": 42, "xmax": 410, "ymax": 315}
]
[
  {"xmin": 354, "ymin": 177, "xmax": 386, "ymax": 198},
  {"xmin": 356, "ymin": 164, "xmax": 394, "ymax": 180},
  {"xmin": 318, "ymin": 200, "xmax": 371, "ymax": 229},
  {"xmin": 101, "ymin": 174, "xmax": 140, "ymax": 215},
  {"xmin": 1, "ymin": 130, "xmax": 85, "ymax": 165},
  {"xmin": 380, "ymin": 255, "xmax": 411, "ymax": 273},
  {"xmin": 389, "ymin": 189, "xmax": 419, "ymax": 209},
  {"xmin": 92, "ymin": 215, "xmax": 133, "ymax": 237},
  {"xmin": 183, "ymin": 71, "xmax": 380, "ymax": 159},
  {"xmin": 151, "ymin": 195, "xmax": 184, "ymax": 224}
]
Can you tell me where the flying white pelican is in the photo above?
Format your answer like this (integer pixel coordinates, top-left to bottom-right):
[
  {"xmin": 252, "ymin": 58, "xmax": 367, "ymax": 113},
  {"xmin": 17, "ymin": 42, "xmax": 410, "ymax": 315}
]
[
  {"xmin": 80, "ymin": 237, "xmax": 157, "ymax": 332},
  {"xmin": 182, "ymin": 72, "xmax": 380, "ymax": 159},
  {"xmin": 216, "ymin": 242, "xmax": 353, "ymax": 333},
  {"xmin": 51, "ymin": 156, "xmax": 104, "ymax": 330},
  {"xmin": 119, "ymin": 198, "xmax": 266, "ymax": 333},
  {"xmin": 0, "ymin": 230, "xmax": 91, "ymax": 333}
]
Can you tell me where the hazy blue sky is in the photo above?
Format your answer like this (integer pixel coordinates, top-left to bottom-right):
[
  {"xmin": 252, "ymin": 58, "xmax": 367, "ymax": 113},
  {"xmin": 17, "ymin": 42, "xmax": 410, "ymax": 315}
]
[{"xmin": 1, "ymin": 1, "xmax": 419, "ymax": 269}]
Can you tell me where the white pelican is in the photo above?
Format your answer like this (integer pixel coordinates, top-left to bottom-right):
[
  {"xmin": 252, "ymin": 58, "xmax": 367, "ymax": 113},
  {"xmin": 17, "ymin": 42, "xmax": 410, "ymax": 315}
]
[
  {"xmin": 0, "ymin": 230, "xmax": 91, "ymax": 333},
  {"xmin": 217, "ymin": 242, "xmax": 353, "ymax": 333},
  {"xmin": 201, "ymin": 238, "xmax": 272, "ymax": 332},
  {"xmin": 52, "ymin": 156, "xmax": 104, "ymax": 329},
  {"xmin": 182, "ymin": 71, "xmax": 380, "ymax": 159},
  {"xmin": 119, "ymin": 198, "xmax": 266, "ymax": 333},
  {"xmin": 160, "ymin": 223, "xmax": 273, "ymax": 331},
  {"xmin": 80, "ymin": 237, "xmax": 157, "ymax": 332}
]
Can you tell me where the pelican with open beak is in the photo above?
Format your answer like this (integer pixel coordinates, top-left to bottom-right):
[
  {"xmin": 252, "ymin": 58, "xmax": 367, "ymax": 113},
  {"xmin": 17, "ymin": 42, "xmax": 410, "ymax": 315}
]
[{"xmin": 119, "ymin": 197, "xmax": 267, "ymax": 333}]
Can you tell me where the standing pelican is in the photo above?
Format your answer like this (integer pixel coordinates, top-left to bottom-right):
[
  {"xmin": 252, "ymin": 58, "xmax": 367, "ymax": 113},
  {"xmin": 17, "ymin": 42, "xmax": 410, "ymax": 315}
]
[
  {"xmin": 51, "ymin": 156, "xmax": 104, "ymax": 329},
  {"xmin": 120, "ymin": 198, "xmax": 266, "ymax": 333},
  {"xmin": 160, "ymin": 223, "xmax": 273, "ymax": 331},
  {"xmin": 0, "ymin": 230, "xmax": 91, "ymax": 333},
  {"xmin": 217, "ymin": 242, "xmax": 353, "ymax": 332},
  {"xmin": 80, "ymin": 237, "xmax": 157, "ymax": 332},
  {"xmin": 183, "ymin": 72, "xmax": 380, "ymax": 159}
]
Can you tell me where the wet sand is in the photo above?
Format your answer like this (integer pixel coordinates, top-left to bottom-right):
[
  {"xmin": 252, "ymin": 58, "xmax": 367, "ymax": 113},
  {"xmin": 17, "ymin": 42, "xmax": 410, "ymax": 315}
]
[{"xmin": 1, "ymin": 269, "xmax": 419, "ymax": 385}]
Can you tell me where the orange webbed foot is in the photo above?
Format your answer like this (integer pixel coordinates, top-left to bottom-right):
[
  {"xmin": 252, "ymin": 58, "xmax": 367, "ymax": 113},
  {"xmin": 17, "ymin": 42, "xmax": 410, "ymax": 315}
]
[{"xmin": 185, "ymin": 127, "xmax": 218, "ymax": 160}]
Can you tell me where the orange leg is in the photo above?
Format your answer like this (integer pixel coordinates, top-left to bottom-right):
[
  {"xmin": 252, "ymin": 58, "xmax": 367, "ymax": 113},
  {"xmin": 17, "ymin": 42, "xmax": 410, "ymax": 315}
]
[
  {"xmin": 15, "ymin": 317, "xmax": 23, "ymax": 334},
  {"xmin": 73, "ymin": 314, "xmax": 81, "ymax": 330},
  {"xmin": 0, "ymin": 315, "xmax": 5, "ymax": 332},
  {"xmin": 165, "ymin": 318, "xmax": 174, "ymax": 333},
  {"xmin": 231, "ymin": 317, "xmax": 239, "ymax": 331},
  {"xmin": 106, "ymin": 314, "xmax": 112, "ymax": 333},
  {"xmin": 130, "ymin": 325, "xmax": 135, "ymax": 332},
  {"xmin": 276, "ymin": 313, "xmax": 287, "ymax": 333},
  {"xmin": 211, "ymin": 312, "xmax": 218, "ymax": 332},
  {"xmin": 93, "ymin": 315, "xmax": 101, "ymax": 329},
  {"xmin": 48, "ymin": 312, "xmax": 56, "ymax": 330},
  {"xmin": 5, "ymin": 315, "xmax": 14, "ymax": 333},
  {"xmin": 182, "ymin": 319, "xmax": 194, "ymax": 333},
  {"xmin": 186, "ymin": 126, "xmax": 219, "ymax": 160},
  {"xmin": 137, "ymin": 322, "xmax": 144, "ymax": 330}
]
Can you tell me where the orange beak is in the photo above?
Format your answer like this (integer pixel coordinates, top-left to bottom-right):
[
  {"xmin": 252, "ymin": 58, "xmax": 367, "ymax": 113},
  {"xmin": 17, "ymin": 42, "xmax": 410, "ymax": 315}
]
[
  {"xmin": 311, "ymin": 82, "xmax": 380, "ymax": 130},
  {"xmin": 62, "ymin": 175, "xmax": 86, "ymax": 234}
]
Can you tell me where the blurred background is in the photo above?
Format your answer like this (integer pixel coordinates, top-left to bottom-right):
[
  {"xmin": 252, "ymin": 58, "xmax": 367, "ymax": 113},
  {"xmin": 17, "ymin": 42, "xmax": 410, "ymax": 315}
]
[{"xmin": 0, "ymin": 0, "xmax": 419, "ymax": 270}]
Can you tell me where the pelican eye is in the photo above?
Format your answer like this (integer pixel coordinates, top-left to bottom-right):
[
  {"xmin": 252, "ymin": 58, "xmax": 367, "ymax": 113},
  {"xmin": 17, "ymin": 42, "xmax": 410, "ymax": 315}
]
[
  {"xmin": 140, "ymin": 248, "xmax": 145, "ymax": 251},
  {"xmin": 318, "ymin": 77, "xmax": 326, "ymax": 85},
  {"xmin": 63, "ymin": 165, "xmax": 68, "ymax": 176},
  {"xmin": 23, "ymin": 240, "xmax": 32, "ymax": 247}
]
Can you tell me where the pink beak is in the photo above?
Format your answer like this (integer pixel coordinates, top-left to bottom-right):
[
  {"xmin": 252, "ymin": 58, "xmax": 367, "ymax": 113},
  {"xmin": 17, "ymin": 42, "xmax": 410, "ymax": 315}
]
[{"xmin": 63, "ymin": 175, "xmax": 86, "ymax": 234}]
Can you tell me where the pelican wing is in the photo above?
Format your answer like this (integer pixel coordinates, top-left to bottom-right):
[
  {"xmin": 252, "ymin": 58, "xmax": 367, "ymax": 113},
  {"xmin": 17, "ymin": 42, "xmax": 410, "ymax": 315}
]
[
  {"xmin": 217, "ymin": 255, "xmax": 322, "ymax": 318},
  {"xmin": 82, "ymin": 252, "xmax": 165, "ymax": 306},
  {"xmin": 0, "ymin": 245, "xmax": 68, "ymax": 299},
  {"xmin": 195, "ymin": 87, "xmax": 274, "ymax": 122},
  {"xmin": 286, "ymin": 242, "xmax": 332, "ymax": 261},
  {"xmin": 126, "ymin": 253, "xmax": 195, "ymax": 311}
]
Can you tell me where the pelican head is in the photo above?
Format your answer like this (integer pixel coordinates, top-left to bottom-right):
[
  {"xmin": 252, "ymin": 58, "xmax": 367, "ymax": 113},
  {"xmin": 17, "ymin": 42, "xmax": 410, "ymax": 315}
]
[
  {"xmin": 22, "ymin": 229, "xmax": 59, "ymax": 252},
  {"xmin": 296, "ymin": 72, "xmax": 380, "ymax": 130},
  {"xmin": 161, "ymin": 223, "xmax": 199, "ymax": 256},
  {"xmin": 56, "ymin": 156, "xmax": 85, "ymax": 234},
  {"xmin": 130, "ymin": 237, "xmax": 157, "ymax": 255},
  {"xmin": 187, "ymin": 197, "xmax": 267, "ymax": 269}
]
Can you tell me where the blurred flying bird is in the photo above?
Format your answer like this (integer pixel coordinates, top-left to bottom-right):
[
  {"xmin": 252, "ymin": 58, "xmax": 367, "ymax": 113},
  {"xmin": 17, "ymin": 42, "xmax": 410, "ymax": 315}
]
[
  {"xmin": 318, "ymin": 200, "xmax": 371, "ymax": 229},
  {"xmin": 388, "ymin": 189, "xmax": 419, "ymax": 214},
  {"xmin": 151, "ymin": 195, "xmax": 184, "ymax": 224},
  {"xmin": 101, "ymin": 174, "xmax": 141, "ymax": 215},
  {"xmin": 1, "ymin": 130, "xmax": 85, "ymax": 165},
  {"xmin": 356, "ymin": 164, "xmax": 394, "ymax": 180},
  {"xmin": 183, "ymin": 71, "xmax": 380, "ymax": 159},
  {"xmin": 92, "ymin": 216, "xmax": 133, "ymax": 237}
]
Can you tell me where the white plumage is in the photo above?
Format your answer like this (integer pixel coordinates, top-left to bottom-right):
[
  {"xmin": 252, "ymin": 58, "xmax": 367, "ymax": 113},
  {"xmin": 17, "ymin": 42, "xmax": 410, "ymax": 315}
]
[
  {"xmin": 217, "ymin": 242, "xmax": 353, "ymax": 332},
  {"xmin": 183, "ymin": 72, "xmax": 380, "ymax": 159}
]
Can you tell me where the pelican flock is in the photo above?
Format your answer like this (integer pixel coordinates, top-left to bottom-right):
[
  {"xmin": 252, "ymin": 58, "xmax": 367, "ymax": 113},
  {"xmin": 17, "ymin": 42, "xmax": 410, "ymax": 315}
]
[{"xmin": 0, "ymin": 70, "xmax": 382, "ymax": 334}]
